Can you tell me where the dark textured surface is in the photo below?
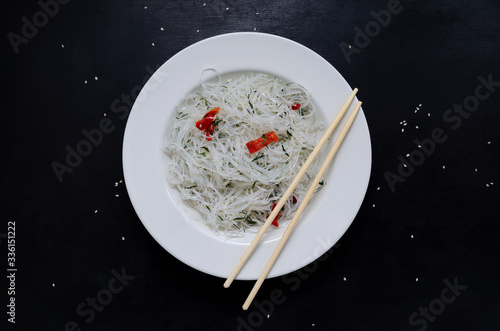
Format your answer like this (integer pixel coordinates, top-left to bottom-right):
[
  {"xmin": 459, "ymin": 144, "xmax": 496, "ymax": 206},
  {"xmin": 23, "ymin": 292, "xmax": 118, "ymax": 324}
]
[{"xmin": 2, "ymin": 0, "xmax": 500, "ymax": 330}]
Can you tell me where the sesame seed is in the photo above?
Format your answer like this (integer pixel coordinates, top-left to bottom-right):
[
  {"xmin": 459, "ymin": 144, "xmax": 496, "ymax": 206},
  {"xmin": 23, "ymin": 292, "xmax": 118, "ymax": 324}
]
[
  {"xmin": 267, "ymin": 314, "xmax": 270, "ymax": 318},
  {"xmin": 115, "ymin": 182, "xmax": 119, "ymax": 187},
  {"xmin": 95, "ymin": 76, "xmax": 98, "ymax": 80},
  {"xmin": 122, "ymin": 236, "xmax": 125, "ymax": 240},
  {"xmin": 115, "ymin": 194, "xmax": 119, "ymax": 197},
  {"xmin": 411, "ymin": 234, "xmax": 414, "ymax": 239},
  {"xmin": 417, "ymin": 145, "xmax": 422, "ymax": 148},
  {"xmin": 419, "ymin": 104, "xmax": 422, "ymax": 107},
  {"xmin": 84, "ymin": 80, "xmax": 87, "ymax": 84},
  {"xmin": 416, "ymin": 126, "xmax": 419, "ymax": 129},
  {"xmin": 372, "ymin": 204, "xmax": 375, "ymax": 208},
  {"xmin": 486, "ymin": 184, "xmax": 490, "ymax": 187},
  {"xmin": 61, "ymin": 44, "xmax": 64, "ymax": 48},
  {"xmin": 103, "ymin": 113, "xmax": 106, "ymax": 117},
  {"xmin": 343, "ymin": 277, "xmax": 347, "ymax": 281},
  {"xmin": 144, "ymin": 6, "xmax": 147, "ymax": 9},
  {"xmin": 403, "ymin": 164, "xmax": 407, "ymax": 168},
  {"xmin": 52, "ymin": 283, "xmax": 55, "ymax": 287},
  {"xmin": 416, "ymin": 278, "xmax": 419, "ymax": 282},
  {"xmin": 152, "ymin": 42, "xmax": 155, "ymax": 46},
  {"xmin": 406, "ymin": 153, "xmax": 410, "ymax": 157},
  {"xmin": 160, "ymin": 27, "xmax": 164, "ymax": 31},
  {"xmin": 377, "ymin": 187, "xmax": 380, "ymax": 190},
  {"xmin": 119, "ymin": 180, "xmax": 123, "ymax": 183},
  {"xmin": 443, "ymin": 165, "xmax": 445, "ymax": 169},
  {"xmin": 487, "ymin": 141, "xmax": 491, "ymax": 144},
  {"xmin": 402, "ymin": 128, "xmax": 405, "ymax": 132},
  {"xmin": 475, "ymin": 168, "xmax": 478, "ymax": 172},
  {"xmin": 427, "ymin": 113, "xmax": 430, "ymax": 117},
  {"xmin": 94, "ymin": 210, "xmax": 98, "ymax": 214},
  {"xmin": 226, "ymin": 7, "xmax": 229, "ymax": 10}
]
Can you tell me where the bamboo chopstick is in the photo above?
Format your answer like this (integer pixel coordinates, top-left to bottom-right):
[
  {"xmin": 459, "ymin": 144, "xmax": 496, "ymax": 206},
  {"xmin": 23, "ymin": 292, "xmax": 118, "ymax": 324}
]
[
  {"xmin": 223, "ymin": 88, "xmax": 359, "ymax": 289},
  {"xmin": 242, "ymin": 100, "xmax": 362, "ymax": 310}
]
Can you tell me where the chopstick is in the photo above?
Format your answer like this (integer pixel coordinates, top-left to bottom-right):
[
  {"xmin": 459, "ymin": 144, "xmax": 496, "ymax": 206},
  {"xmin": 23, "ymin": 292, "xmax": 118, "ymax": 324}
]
[
  {"xmin": 242, "ymin": 100, "xmax": 362, "ymax": 310},
  {"xmin": 223, "ymin": 88, "xmax": 359, "ymax": 289}
]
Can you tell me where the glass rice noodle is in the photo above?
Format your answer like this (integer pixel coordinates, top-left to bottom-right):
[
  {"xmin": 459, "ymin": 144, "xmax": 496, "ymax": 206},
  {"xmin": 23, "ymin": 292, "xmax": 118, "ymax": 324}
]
[{"xmin": 165, "ymin": 72, "xmax": 325, "ymax": 237}]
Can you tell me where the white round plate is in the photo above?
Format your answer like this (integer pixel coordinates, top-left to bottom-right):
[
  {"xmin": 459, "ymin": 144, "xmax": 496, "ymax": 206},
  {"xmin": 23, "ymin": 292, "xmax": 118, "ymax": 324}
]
[{"xmin": 123, "ymin": 32, "xmax": 371, "ymax": 280}]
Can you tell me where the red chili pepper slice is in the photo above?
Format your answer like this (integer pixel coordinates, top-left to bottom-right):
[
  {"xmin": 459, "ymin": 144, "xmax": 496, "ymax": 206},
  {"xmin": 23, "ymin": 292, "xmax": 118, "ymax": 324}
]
[
  {"xmin": 271, "ymin": 203, "xmax": 281, "ymax": 227},
  {"xmin": 270, "ymin": 197, "xmax": 297, "ymax": 227},
  {"xmin": 195, "ymin": 107, "xmax": 220, "ymax": 140},
  {"xmin": 195, "ymin": 107, "xmax": 220, "ymax": 131},
  {"xmin": 246, "ymin": 131, "xmax": 279, "ymax": 154},
  {"xmin": 291, "ymin": 103, "xmax": 301, "ymax": 110}
]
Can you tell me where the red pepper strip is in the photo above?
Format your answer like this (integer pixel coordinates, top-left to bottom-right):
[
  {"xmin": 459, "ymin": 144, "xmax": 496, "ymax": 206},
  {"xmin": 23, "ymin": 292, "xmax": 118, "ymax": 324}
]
[
  {"xmin": 271, "ymin": 196, "xmax": 297, "ymax": 227},
  {"xmin": 195, "ymin": 107, "xmax": 220, "ymax": 131},
  {"xmin": 292, "ymin": 103, "xmax": 301, "ymax": 110},
  {"xmin": 271, "ymin": 203, "xmax": 281, "ymax": 227},
  {"xmin": 246, "ymin": 131, "xmax": 279, "ymax": 154}
]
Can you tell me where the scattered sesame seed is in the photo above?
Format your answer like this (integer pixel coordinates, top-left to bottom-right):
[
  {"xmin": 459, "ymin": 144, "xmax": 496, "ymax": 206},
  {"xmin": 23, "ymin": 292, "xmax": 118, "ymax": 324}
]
[
  {"xmin": 152, "ymin": 42, "xmax": 155, "ymax": 46},
  {"xmin": 372, "ymin": 204, "xmax": 375, "ymax": 208},
  {"xmin": 197, "ymin": 29, "xmax": 200, "ymax": 32},
  {"xmin": 403, "ymin": 122, "xmax": 408, "ymax": 126},
  {"xmin": 256, "ymin": 12, "xmax": 259, "ymax": 15},
  {"xmin": 343, "ymin": 277, "xmax": 347, "ymax": 281},
  {"xmin": 160, "ymin": 27, "xmax": 164, "ymax": 31},
  {"xmin": 104, "ymin": 113, "xmax": 106, "ymax": 117},
  {"xmin": 94, "ymin": 209, "xmax": 98, "ymax": 214},
  {"xmin": 417, "ymin": 145, "xmax": 422, "ymax": 148},
  {"xmin": 61, "ymin": 44, "xmax": 64, "ymax": 48},
  {"xmin": 348, "ymin": 45, "xmax": 352, "ymax": 49},
  {"xmin": 254, "ymin": 27, "xmax": 257, "ymax": 31},
  {"xmin": 312, "ymin": 324, "xmax": 315, "ymax": 327},
  {"xmin": 122, "ymin": 236, "xmax": 125, "ymax": 241},
  {"xmin": 377, "ymin": 186, "xmax": 380, "ymax": 190},
  {"xmin": 115, "ymin": 194, "xmax": 120, "ymax": 197},
  {"xmin": 402, "ymin": 128, "xmax": 405, "ymax": 132},
  {"xmin": 487, "ymin": 141, "xmax": 491, "ymax": 144},
  {"xmin": 486, "ymin": 184, "xmax": 490, "ymax": 187},
  {"xmin": 491, "ymin": 182, "xmax": 494, "ymax": 185},
  {"xmin": 95, "ymin": 76, "xmax": 98, "ymax": 80},
  {"xmin": 84, "ymin": 80, "xmax": 87, "ymax": 84},
  {"xmin": 119, "ymin": 180, "xmax": 123, "ymax": 183},
  {"xmin": 226, "ymin": 7, "xmax": 229, "ymax": 10},
  {"xmin": 416, "ymin": 107, "xmax": 420, "ymax": 110},
  {"xmin": 115, "ymin": 182, "xmax": 119, "ymax": 187},
  {"xmin": 416, "ymin": 126, "xmax": 419, "ymax": 129},
  {"xmin": 416, "ymin": 278, "xmax": 419, "ymax": 282},
  {"xmin": 411, "ymin": 234, "xmax": 414, "ymax": 239},
  {"xmin": 403, "ymin": 164, "xmax": 407, "ymax": 168},
  {"xmin": 52, "ymin": 283, "xmax": 55, "ymax": 287},
  {"xmin": 406, "ymin": 153, "xmax": 410, "ymax": 157},
  {"xmin": 475, "ymin": 168, "xmax": 478, "ymax": 172},
  {"xmin": 144, "ymin": 6, "xmax": 147, "ymax": 9},
  {"xmin": 443, "ymin": 165, "xmax": 445, "ymax": 169},
  {"xmin": 427, "ymin": 113, "xmax": 430, "ymax": 117},
  {"xmin": 267, "ymin": 314, "xmax": 270, "ymax": 318},
  {"xmin": 419, "ymin": 104, "xmax": 422, "ymax": 107},
  {"xmin": 203, "ymin": 3, "xmax": 206, "ymax": 6},
  {"xmin": 414, "ymin": 109, "xmax": 417, "ymax": 113}
]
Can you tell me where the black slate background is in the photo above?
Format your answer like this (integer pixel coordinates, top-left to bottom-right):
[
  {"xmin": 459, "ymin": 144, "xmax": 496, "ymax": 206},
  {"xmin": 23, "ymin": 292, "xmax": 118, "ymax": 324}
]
[{"xmin": 2, "ymin": 0, "xmax": 500, "ymax": 330}]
